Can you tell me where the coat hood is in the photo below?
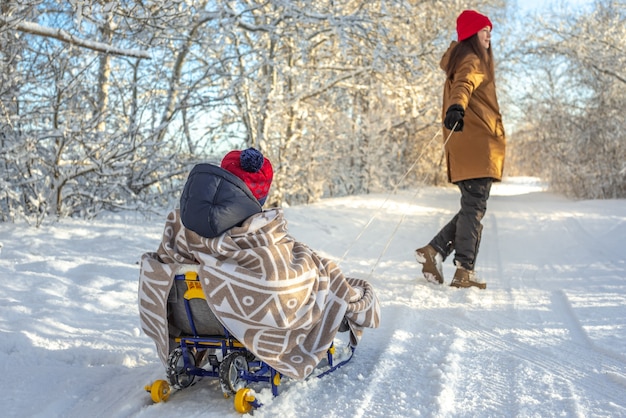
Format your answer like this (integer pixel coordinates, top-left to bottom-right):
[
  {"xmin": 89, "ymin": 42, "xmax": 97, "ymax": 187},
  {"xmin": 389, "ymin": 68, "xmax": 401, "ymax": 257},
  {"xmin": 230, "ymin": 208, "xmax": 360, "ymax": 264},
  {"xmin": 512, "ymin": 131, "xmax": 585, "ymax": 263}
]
[
  {"xmin": 439, "ymin": 41, "xmax": 457, "ymax": 72},
  {"xmin": 179, "ymin": 163, "xmax": 262, "ymax": 238}
]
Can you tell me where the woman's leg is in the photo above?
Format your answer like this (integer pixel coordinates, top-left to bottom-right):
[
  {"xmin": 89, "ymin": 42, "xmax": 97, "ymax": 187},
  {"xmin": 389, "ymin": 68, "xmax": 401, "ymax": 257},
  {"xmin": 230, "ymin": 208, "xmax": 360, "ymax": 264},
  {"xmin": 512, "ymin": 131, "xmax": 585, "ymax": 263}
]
[
  {"xmin": 429, "ymin": 215, "xmax": 457, "ymax": 261},
  {"xmin": 453, "ymin": 178, "xmax": 492, "ymax": 270}
]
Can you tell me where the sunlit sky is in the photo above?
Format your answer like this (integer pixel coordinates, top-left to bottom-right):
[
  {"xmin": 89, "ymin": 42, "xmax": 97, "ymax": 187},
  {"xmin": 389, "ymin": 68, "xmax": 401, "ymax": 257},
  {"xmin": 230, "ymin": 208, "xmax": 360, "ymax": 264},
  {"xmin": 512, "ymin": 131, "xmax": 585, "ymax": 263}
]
[{"xmin": 517, "ymin": 0, "xmax": 595, "ymax": 12}]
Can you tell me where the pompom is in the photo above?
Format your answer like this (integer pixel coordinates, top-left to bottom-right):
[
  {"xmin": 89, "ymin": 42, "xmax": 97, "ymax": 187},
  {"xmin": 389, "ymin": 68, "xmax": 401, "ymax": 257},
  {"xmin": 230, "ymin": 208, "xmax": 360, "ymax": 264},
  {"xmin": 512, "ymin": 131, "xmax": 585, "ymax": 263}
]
[{"xmin": 240, "ymin": 148, "xmax": 264, "ymax": 173}]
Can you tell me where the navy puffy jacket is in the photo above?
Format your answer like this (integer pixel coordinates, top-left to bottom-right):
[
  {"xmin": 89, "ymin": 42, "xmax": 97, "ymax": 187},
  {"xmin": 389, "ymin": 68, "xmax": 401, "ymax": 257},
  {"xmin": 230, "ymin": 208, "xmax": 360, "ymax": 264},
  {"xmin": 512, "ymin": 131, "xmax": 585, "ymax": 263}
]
[{"xmin": 179, "ymin": 164, "xmax": 262, "ymax": 238}]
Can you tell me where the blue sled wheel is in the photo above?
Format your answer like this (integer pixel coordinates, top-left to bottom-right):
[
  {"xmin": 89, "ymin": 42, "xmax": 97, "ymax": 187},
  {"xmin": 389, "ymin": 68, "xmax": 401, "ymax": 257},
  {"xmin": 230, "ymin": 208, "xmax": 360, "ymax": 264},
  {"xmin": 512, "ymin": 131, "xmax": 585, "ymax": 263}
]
[
  {"xmin": 219, "ymin": 352, "xmax": 249, "ymax": 395},
  {"xmin": 167, "ymin": 347, "xmax": 196, "ymax": 389}
]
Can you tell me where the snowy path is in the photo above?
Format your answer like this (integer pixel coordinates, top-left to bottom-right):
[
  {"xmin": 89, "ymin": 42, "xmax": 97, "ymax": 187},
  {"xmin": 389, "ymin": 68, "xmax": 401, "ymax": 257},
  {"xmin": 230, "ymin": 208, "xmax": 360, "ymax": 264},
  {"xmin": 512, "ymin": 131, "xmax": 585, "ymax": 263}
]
[{"xmin": 1, "ymin": 179, "xmax": 625, "ymax": 417}]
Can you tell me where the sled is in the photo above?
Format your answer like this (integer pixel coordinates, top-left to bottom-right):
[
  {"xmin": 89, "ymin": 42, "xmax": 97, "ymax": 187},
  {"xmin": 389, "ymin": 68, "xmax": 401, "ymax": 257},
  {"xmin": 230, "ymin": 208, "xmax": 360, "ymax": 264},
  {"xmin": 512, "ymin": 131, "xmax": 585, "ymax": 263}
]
[{"xmin": 144, "ymin": 270, "xmax": 354, "ymax": 413}]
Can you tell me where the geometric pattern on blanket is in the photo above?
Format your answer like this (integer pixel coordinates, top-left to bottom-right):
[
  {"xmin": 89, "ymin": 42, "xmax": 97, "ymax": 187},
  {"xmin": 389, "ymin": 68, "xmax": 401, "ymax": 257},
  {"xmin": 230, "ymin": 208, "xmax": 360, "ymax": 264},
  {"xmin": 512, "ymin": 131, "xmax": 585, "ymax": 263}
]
[{"xmin": 139, "ymin": 208, "xmax": 380, "ymax": 380}]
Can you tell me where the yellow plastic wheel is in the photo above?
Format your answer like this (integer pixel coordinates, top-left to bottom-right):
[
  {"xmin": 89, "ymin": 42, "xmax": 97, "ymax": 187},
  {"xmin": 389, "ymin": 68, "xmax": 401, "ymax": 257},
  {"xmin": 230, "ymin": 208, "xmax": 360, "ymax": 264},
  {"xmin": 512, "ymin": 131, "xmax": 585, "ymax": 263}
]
[
  {"xmin": 234, "ymin": 388, "xmax": 255, "ymax": 414},
  {"xmin": 145, "ymin": 379, "xmax": 171, "ymax": 403}
]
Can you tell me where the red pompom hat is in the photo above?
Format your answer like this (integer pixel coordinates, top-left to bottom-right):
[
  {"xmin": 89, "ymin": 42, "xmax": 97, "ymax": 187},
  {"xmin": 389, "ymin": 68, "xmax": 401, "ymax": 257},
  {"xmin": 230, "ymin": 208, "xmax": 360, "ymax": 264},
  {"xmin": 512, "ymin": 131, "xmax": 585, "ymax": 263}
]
[
  {"xmin": 221, "ymin": 147, "xmax": 273, "ymax": 205},
  {"xmin": 456, "ymin": 10, "xmax": 492, "ymax": 42}
]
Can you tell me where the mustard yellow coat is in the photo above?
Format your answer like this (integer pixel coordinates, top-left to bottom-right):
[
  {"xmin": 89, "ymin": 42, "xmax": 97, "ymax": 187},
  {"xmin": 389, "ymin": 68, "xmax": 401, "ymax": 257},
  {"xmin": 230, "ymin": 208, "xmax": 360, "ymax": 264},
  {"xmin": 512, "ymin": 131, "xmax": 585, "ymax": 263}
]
[{"xmin": 440, "ymin": 42, "xmax": 506, "ymax": 183}]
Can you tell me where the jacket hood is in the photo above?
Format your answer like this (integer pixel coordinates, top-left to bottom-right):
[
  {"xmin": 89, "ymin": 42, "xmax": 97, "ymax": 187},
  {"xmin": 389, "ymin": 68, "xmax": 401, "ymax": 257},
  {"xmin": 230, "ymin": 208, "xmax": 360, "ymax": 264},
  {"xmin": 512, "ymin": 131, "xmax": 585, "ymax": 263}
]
[
  {"xmin": 179, "ymin": 163, "xmax": 262, "ymax": 238},
  {"xmin": 439, "ymin": 41, "xmax": 457, "ymax": 72}
]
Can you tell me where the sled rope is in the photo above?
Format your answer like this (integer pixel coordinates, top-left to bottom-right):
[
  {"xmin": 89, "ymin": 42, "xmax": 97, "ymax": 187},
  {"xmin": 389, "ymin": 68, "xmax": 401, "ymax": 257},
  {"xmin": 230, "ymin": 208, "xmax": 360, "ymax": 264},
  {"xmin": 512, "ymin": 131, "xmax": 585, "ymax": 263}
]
[
  {"xmin": 338, "ymin": 123, "xmax": 458, "ymax": 275},
  {"xmin": 363, "ymin": 124, "xmax": 458, "ymax": 277}
]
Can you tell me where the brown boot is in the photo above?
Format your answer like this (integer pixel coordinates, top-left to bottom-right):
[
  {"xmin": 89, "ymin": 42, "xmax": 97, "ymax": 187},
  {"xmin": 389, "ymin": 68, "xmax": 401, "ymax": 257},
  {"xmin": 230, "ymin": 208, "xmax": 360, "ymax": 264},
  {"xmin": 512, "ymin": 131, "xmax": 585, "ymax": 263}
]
[
  {"xmin": 415, "ymin": 245, "xmax": 444, "ymax": 284},
  {"xmin": 450, "ymin": 265, "xmax": 486, "ymax": 289}
]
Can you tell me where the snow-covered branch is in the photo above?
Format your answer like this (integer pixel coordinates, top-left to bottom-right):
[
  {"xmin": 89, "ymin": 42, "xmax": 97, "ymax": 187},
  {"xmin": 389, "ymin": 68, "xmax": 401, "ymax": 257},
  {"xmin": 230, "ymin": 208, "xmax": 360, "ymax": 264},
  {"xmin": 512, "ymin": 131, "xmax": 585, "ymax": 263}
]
[{"xmin": 6, "ymin": 19, "xmax": 150, "ymax": 59}]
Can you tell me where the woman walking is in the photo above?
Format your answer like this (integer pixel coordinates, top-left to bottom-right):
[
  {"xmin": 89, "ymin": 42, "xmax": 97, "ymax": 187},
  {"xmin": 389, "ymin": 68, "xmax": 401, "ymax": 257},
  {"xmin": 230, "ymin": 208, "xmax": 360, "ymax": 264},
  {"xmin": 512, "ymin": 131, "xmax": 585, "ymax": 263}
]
[{"xmin": 415, "ymin": 10, "xmax": 506, "ymax": 289}]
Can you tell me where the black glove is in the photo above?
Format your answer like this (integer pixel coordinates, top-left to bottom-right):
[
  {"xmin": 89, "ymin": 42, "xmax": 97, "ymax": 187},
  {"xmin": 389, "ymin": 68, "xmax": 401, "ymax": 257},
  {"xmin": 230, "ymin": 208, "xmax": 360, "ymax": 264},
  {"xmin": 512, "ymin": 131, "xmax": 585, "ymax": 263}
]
[{"xmin": 444, "ymin": 104, "xmax": 464, "ymax": 132}]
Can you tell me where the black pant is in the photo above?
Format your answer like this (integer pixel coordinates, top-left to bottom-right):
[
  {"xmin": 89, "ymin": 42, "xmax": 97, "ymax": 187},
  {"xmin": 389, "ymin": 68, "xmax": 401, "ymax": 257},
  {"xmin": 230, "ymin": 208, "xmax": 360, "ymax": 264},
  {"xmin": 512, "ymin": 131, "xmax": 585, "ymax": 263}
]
[{"xmin": 429, "ymin": 178, "xmax": 492, "ymax": 271}]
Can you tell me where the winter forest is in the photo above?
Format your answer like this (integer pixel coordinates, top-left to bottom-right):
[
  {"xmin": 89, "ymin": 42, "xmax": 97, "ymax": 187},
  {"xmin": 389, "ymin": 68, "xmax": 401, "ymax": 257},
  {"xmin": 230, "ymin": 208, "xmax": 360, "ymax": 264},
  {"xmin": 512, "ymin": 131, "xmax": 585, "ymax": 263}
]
[{"xmin": 0, "ymin": 0, "xmax": 624, "ymax": 224}]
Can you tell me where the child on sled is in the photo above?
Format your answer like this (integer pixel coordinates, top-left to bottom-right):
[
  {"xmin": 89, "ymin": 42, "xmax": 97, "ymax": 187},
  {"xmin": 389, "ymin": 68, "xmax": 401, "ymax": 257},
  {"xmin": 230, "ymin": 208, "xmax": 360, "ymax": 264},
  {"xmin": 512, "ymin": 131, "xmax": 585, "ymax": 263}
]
[{"xmin": 139, "ymin": 147, "xmax": 380, "ymax": 381}]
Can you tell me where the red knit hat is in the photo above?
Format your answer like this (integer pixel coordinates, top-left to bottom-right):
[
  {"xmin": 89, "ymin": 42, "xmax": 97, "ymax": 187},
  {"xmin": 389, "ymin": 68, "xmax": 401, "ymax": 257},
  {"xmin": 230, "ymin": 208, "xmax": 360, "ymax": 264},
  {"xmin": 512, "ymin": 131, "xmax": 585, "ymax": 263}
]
[
  {"xmin": 456, "ymin": 10, "xmax": 492, "ymax": 41},
  {"xmin": 221, "ymin": 147, "xmax": 273, "ymax": 205}
]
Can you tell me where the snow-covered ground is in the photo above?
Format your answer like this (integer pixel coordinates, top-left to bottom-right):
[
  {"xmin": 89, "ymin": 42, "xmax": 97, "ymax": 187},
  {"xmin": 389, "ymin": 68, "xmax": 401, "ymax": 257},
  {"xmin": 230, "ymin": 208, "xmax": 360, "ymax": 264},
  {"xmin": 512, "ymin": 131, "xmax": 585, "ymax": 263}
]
[{"xmin": 1, "ymin": 177, "xmax": 625, "ymax": 417}]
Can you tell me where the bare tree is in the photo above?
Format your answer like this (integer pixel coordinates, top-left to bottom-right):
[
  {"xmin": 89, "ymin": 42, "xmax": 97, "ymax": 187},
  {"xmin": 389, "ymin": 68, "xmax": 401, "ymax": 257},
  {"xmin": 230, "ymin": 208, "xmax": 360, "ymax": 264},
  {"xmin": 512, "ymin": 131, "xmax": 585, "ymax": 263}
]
[
  {"xmin": 505, "ymin": 0, "xmax": 625, "ymax": 198},
  {"xmin": 1, "ymin": 0, "xmax": 508, "ymax": 223}
]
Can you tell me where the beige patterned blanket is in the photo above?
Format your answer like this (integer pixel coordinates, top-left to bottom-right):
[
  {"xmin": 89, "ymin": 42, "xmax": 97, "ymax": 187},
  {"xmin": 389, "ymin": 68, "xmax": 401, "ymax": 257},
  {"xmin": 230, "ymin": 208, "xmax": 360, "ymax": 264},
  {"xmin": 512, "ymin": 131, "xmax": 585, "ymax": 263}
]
[{"xmin": 139, "ymin": 208, "xmax": 380, "ymax": 380}]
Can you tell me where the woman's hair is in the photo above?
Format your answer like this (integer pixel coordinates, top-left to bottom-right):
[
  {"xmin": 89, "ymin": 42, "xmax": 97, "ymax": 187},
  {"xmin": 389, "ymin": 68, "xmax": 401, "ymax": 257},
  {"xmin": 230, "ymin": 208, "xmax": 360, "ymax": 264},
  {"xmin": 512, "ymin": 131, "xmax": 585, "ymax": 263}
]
[{"xmin": 445, "ymin": 34, "xmax": 494, "ymax": 80}]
